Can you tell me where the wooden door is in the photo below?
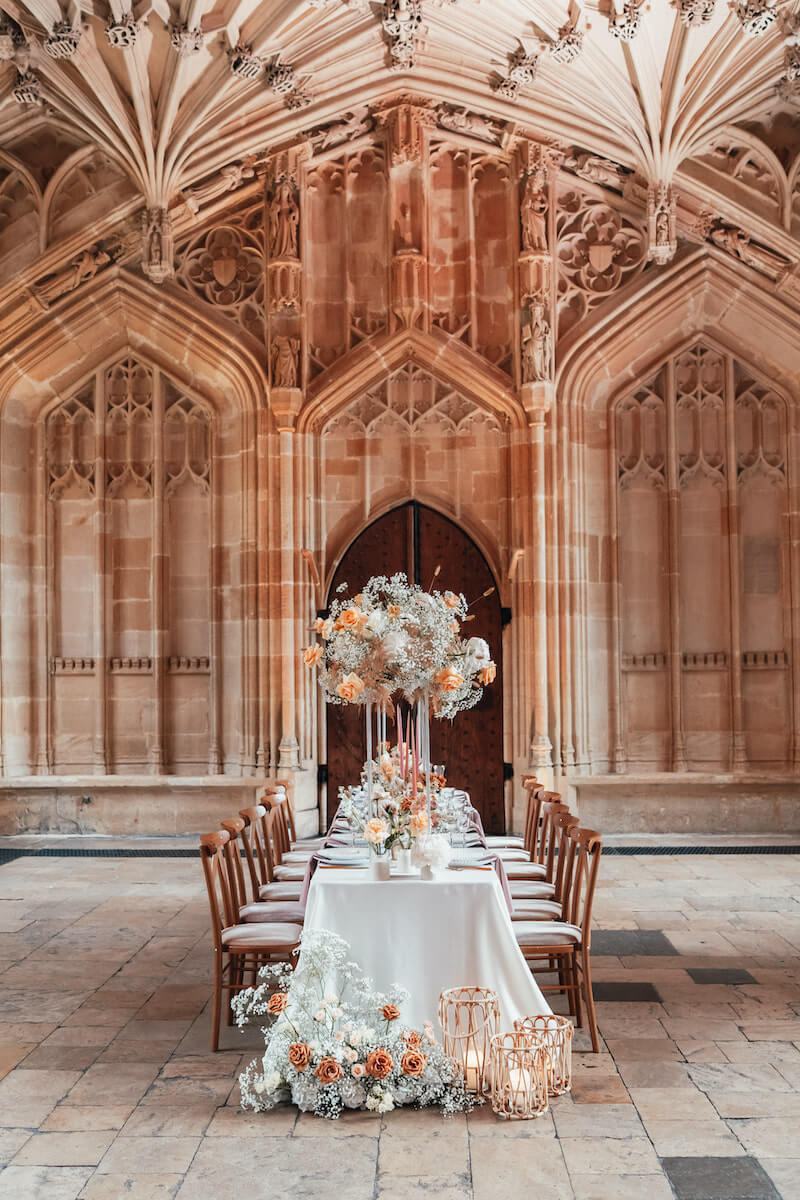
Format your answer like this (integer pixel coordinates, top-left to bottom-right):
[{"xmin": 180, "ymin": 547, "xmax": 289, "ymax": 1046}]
[{"xmin": 324, "ymin": 502, "xmax": 505, "ymax": 832}]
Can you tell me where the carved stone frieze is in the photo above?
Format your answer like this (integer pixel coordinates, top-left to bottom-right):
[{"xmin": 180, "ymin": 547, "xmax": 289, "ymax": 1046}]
[
  {"xmin": 167, "ymin": 656, "xmax": 211, "ymax": 673},
  {"xmin": 109, "ymin": 657, "xmax": 153, "ymax": 673},
  {"xmin": 179, "ymin": 160, "xmax": 257, "ymax": 218},
  {"xmin": 708, "ymin": 222, "xmax": 790, "ymax": 282},
  {"xmin": 51, "ymin": 657, "xmax": 96, "ymax": 674},
  {"xmin": 177, "ymin": 210, "xmax": 265, "ymax": 341},
  {"xmin": 33, "ymin": 246, "xmax": 111, "ymax": 308},
  {"xmin": 434, "ymin": 105, "xmax": 503, "ymax": 144},
  {"xmin": 305, "ymin": 109, "xmax": 373, "ymax": 153},
  {"xmin": 562, "ymin": 152, "xmax": 628, "ymax": 194},
  {"xmin": 556, "ymin": 193, "xmax": 647, "ymax": 337}
]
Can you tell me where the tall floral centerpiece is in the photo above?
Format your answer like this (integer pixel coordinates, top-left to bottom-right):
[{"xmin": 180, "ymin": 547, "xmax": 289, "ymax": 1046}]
[{"xmin": 302, "ymin": 572, "xmax": 496, "ymax": 833}]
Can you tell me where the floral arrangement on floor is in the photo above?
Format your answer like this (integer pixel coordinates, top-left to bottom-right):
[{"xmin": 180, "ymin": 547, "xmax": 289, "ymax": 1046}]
[
  {"xmin": 302, "ymin": 572, "xmax": 496, "ymax": 718},
  {"xmin": 233, "ymin": 929, "xmax": 477, "ymax": 1120}
]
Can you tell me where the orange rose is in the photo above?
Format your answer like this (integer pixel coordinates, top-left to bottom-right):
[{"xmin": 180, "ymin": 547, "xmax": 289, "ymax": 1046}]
[
  {"xmin": 303, "ymin": 645, "xmax": 323, "ymax": 667},
  {"xmin": 411, "ymin": 810, "xmax": 429, "ymax": 834},
  {"xmin": 401, "ymin": 1049, "xmax": 427, "ymax": 1077},
  {"xmin": 403, "ymin": 1031, "xmax": 422, "ymax": 1049},
  {"xmin": 436, "ymin": 666, "xmax": 463, "ymax": 692},
  {"xmin": 267, "ymin": 992, "xmax": 288, "ymax": 1014},
  {"xmin": 338, "ymin": 607, "xmax": 362, "ymax": 630},
  {"xmin": 315, "ymin": 1057, "xmax": 343, "ymax": 1085},
  {"xmin": 400, "ymin": 797, "xmax": 412, "ymax": 812},
  {"xmin": 444, "ymin": 591, "xmax": 460, "ymax": 609},
  {"xmin": 314, "ymin": 617, "xmax": 333, "ymax": 639},
  {"xmin": 381, "ymin": 1004, "xmax": 400, "ymax": 1022},
  {"xmin": 336, "ymin": 672, "xmax": 365, "ymax": 702},
  {"xmin": 388, "ymin": 604, "xmax": 401, "ymax": 619},
  {"xmin": 480, "ymin": 662, "xmax": 497, "ymax": 685},
  {"xmin": 366, "ymin": 1048, "xmax": 393, "ymax": 1079},
  {"xmin": 364, "ymin": 817, "xmax": 388, "ymax": 845},
  {"xmin": 288, "ymin": 1042, "xmax": 311, "ymax": 1071}
]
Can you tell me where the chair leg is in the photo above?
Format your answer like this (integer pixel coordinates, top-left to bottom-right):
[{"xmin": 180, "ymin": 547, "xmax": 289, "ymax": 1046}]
[
  {"xmin": 211, "ymin": 951, "xmax": 222, "ymax": 1052},
  {"xmin": 227, "ymin": 958, "xmax": 240, "ymax": 1026},
  {"xmin": 571, "ymin": 951, "xmax": 583, "ymax": 1028},
  {"xmin": 581, "ymin": 948, "xmax": 599, "ymax": 1052}
]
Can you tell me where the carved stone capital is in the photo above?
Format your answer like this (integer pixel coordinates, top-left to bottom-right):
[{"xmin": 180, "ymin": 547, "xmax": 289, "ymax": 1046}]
[
  {"xmin": 270, "ymin": 386, "xmax": 303, "ymax": 431},
  {"xmin": 391, "ymin": 249, "xmax": 426, "ymax": 329},
  {"xmin": 521, "ymin": 380, "xmax": 554, "ymax": 422}
]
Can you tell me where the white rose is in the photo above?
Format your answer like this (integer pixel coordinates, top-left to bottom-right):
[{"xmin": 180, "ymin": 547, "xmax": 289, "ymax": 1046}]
[
  {"xmin": 314, "ymin": 1010, "xmax": 326, "ymax": 1022},
  {"xmin": 382, "ymin": 629, "xmax": 406, "ymax": 661},
  {"xmin": 366, "ymin": 609, "xmax": 387, "ymax": 636},
  {"xmin": 264, "ymin": 1071, "xmax": 281, "ymax": 1092},
  {"xmin": 465, "ymin": 637, "xmax": 491, "ymax": 666}
]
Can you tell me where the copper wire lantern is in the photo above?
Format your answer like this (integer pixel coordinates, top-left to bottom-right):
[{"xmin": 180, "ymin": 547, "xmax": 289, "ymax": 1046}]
[{"xmin": 438, "ymin": 986, "xmax": 500, "ymax": 1094}]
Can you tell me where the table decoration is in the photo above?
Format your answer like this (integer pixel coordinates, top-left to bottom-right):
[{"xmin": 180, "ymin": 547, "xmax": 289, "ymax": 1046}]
[
  {"xmin": 489, "ymin": 1032, "xmax": 549, "ymax": 1120},
  {"xmin": 514, "ymin": 1013, "xmax": 573, "ymax": 1095},
  {"xmin": 233, "ymin": 929, "xmax": 477, "ymax": 1120},
  {"xmin": 411, "ymin": 832, "xmax": 452, "ymax": 879},
  {"xmin": 302, "ymin": 571, "xmax": 496, "ymax": 822},
  {"xmin": 438, "ymin": 986, "xmax": 500, "ymax": 1094}
]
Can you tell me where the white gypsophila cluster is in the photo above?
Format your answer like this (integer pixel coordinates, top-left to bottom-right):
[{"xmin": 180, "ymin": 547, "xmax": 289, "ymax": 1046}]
[
  {"xmin": 233, "ymin": 929, "xmax": 476, "ymax": 1120},
  {"xmin": 302, "ymin": 573, "xmax": 496, "ymax": 719}
]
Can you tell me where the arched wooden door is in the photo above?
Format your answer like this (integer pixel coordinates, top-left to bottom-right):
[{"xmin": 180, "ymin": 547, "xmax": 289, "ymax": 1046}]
[{"xmin": 324, "ymin": 502, "xmax": 505, "ymax": 832}]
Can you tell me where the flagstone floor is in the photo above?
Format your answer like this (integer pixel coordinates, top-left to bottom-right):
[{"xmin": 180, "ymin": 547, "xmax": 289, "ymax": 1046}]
[{"xmin": 0, "ymin": 845, "xmax": 799, "ymax": 1200}]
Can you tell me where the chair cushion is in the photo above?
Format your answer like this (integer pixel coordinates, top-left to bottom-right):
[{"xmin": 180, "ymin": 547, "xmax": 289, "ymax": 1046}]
[
  {"xmin": 273, "ymin": 864, "xmax": 307, "ymax": 881},
  {"xmin": 509, "ymin": 881, "xmax": 556, "ymax": 899},
  {"xmin": 292, "ymin": 837, "xmax": 327, "ymax": 850},
  {"xmin": 240, "ymin": 901, "xmax": 305, "ymax": 923},
  {"xmin": 259, "ymin": 882, "xmax": 303, "ymax": 901},
  {"xmin": 504, "ymin": 863, "xmax": 547, "ymax": 879},
  {"xmin": 222, "ymin": 922, "xmax": 302, "ymax": 948},
  {"xmin": 486, "ymin": 836, "xmax": 525, "ymax": 848},
  {"xmin": 511, "ymin": 900, "xmax": 563, "ymax": 920},
  {"xmin": 496, "ymin": 850, "xmax": 531, "ymax": 862},
  {"xmin": 514, "ymin": 921, "xmax": 582, "ymax": 948},
  {"xmin": 282, "ymin": 851, "xmax": 315, "ymax": 864}
]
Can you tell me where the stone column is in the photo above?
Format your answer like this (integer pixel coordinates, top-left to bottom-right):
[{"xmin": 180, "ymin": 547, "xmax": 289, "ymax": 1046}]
[
  {"xmin": 725, "ymin": 354, "xmax": 747, "ymax": 770},
  {"xmin": 149, "ymin": 370, "xmax": 165, "ymax": 772},
  {"xmin": 93, "ymin": 368, "xmax": 109, "ymax": 773},
  {"xmin": 665, "ymin": 357, "xmax": 687, "ymax": 771}
]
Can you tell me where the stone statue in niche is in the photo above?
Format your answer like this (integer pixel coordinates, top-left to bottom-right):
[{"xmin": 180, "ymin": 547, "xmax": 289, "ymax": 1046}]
[
  {"xmin": 520, "ymin": 167, "xmax": 548, "ymax": 252},
  {"xmin": 395, "ymin": 202, "xmax": 415, "ymax": 251},
  {"xmin": 269, "ymin": 177, "xmax": 300, "ymax": 258},
  {"xmin": 34, "ymin": 246, "xmax": 111, "ymax": 305},
  {"xmin": 709, "ymin": 224, "xmax": 789, "ymax": 282},
  {"xmin": 522, "ymin": 301, "xmax": 552, "ymax": 382},
  {"xmin": 181, "ymin": 160, "xmax": 256, "ymax": 216},
  {"xmin": 271, "ymin": 334, "xmax": 300, "ymax": 387},
  {"xmin": 141, "ymin": 208, "xmax": 174, "ymax": 283}
]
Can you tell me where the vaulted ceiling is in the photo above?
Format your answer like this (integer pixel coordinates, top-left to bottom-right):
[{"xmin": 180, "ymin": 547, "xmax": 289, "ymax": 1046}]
[{"xmin": 1, "ymin": 0, "xmax": 798, "ymax": 210}]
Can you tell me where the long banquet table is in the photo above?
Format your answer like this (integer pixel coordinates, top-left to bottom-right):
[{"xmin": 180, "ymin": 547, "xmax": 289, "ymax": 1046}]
[{"xmin": 303, "ymin": 862, "xmax": 550, "ymax": 1029}]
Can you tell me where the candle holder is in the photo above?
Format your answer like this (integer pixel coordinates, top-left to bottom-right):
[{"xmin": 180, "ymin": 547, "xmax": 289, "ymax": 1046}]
[
  {"xmin": 438, "ymin": 986, "xmax": 499, "ymax": 1094},
  {"xmin": 514, "ymin": 1014, "xmax": 573, "ymax": 1095},
  {"xmin": 490, "ymin": 1032, "xmax": 549, "ymax": 1120}
]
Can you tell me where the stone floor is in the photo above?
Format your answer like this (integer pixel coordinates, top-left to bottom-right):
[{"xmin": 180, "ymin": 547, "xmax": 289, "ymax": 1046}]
[{"xmin": 0, "ymin": 847, "xmax": 799, "ymax": 1199}]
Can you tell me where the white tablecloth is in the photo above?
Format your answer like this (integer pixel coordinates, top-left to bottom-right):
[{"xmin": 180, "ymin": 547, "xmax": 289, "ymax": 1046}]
[{"xmin": 303, "ymin": 866, "xmax": 550, "ymax": 1029}]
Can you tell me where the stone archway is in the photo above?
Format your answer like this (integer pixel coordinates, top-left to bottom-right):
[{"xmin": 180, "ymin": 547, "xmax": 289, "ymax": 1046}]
[{"xmin": 323, "ymin": 501, "xmax": 506, "ymax": 832}]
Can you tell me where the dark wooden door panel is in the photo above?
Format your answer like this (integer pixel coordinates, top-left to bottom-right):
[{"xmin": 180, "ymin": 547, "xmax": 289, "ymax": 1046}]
[{"xmin": 324, "ymin": 502, "xmax": 504, "ymax": 832}]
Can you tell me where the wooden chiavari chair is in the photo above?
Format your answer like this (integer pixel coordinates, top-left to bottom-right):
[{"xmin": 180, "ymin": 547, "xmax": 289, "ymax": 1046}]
[
  {"xmin": 199, "ymin": 830, "xmax": 302, "ymax": 1050},
  {"xmin": 221, "ymin": 817, "xmax": 306, "ymax": 925},
  {"xmin": 484, "ymin": 777, "xmax": 541, "ymax": 851},
  {"xmin": 513, "ymin": 826, "xmax": 603, "ymax": 1051},
  {"xmin": 262, "ymin": 797, "xmax": 308, "ymax": 880},
  {"xmin": 510, "ymin": 811, "xmax": 580, "ymax": 920},
  {"xmin": 238, "ymin": 806, "xmax": 305, "ymax": 902}
]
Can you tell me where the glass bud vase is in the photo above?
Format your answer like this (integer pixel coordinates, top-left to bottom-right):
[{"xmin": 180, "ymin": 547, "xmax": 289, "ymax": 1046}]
[{"xmin": 369, "ymin": 854, "xmax": 391, "ymax": 881}]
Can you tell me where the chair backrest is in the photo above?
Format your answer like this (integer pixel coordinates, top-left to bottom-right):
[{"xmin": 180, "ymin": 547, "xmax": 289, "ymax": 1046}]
[
  {"xmin": 238, "ymin": 805, "xmax": 275, "ymax": 889},
  {"xmin": 199, "ymin": 830, "xmax": 236, "ymax": 950},
  {"xmin": 522, "ymin": 786, "xmax": 546, "ymax": 854},
  {"xmin": 563, "ymin": 826, "xmax": 602, "ymax": 945},
  {"xmin": 551, "ymin": 812, "xmax": 580, "ymax": 914},
  {"xmin": 220, "ymin": 817, "xmax": 249, "ymax": 911},
  {"xmin": 264, "ymin": 794, "xmax": 292, "ymax": 864},
  {"xmin": 536, "ymin": 799, "xmax": 569, "ymax": 875},
  {"xmin": 274, "ymin": 777, "xmax": 298, "ymax": 842}
]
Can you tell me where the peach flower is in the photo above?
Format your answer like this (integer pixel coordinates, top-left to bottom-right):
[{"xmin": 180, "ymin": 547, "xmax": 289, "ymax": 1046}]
[
  {"xmin": 288, "ymin": 1042, "xmax": 311, "ymax": 1071},
  {"xmin": 400, "ymin": 797, "xmax": 412, "ymax": 812},
  {"xmin": 366, "ymin": 1048, "xmax": 393, "ymax": 1079},
  {"xmin": 444, "ymin": 591, "xmax": 460, "ymax": 609},
  {"xmin": 410, "ymin": 811, "xmax": 429, "ymax": 834},
  {"xmin": 338, "ymin": 607, "xmax": 362, "ymax": 630},
  {"xmin": 267, "ymin": 992, "xmax": 288, "ymax": 1014},
  {"xmin": 352, "ymin": 1062, "xmax": 366, "ymax": 1078},
  {"xmin": 354, "ymin": 593, "xmax": 364, "ymax": 606},
  {"xmin": 315, "ymin": 1057, "xmax": 343, "ymax": 1085},
  {"xmin": 303, "ymin": 645, "xmax": 323, "ymax": 668},
  {"xmin": 381, "ymin": 1004, "xmax": 400, "ymax": 1022},
  {"xmin": 314, "ymin": 616, "xmax": 333, "ymax": 639},
  {"xmin": 401, "ymin": 1049, "xmax": 427, "ymax": 1077},
  {"xmin": 336, "ymin": 672, "xmax": 365, "ymax": 702},
  {"xmin": 480, "ymin": 662, "xmax": 497, "ymax": 685},
  {"xmin": 387, "ymin": 604, "xmax": 401, "ymax": 619},
  {"xmin": 403, "ymin": 1031, "xmax": 422, "ymax": 1050},
  {"xmin": 436, "ymin": 666, "xmax": 463, "ymax": 692},
  {"xmin": 364, "ymin": 817, "xmax": 388, "ymax": 845}
]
